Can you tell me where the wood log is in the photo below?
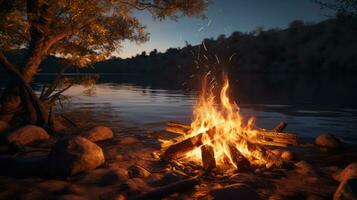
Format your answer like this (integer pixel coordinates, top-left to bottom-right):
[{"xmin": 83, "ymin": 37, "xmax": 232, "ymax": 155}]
[
  {"xmin": 201, "ymin": 145, "xmax": 216, "ymax": 170},
  {"xmin": 162, "ymin": 128, "xmax": 215, "ymax": 160},
  {"xmin": 167, "ymin": 121, "xmax": 191, "ymax": 130},
  {"xmin": 272, "ymin": 122, "xmax": 288, "ymax": 132},
  {"xmin": 246, "ymin": 142, "xmax": 283, "ymax": 167},
  {"xmin": 132, "ymin": 176, "xmax": 199, "ymax": 200},
  {"xmin": 165, "ymin": 126, "xmax": 188, "ymax": 135},
  {"xmin": 165, "ymin": 121, "xmax": 298, "ymax": 147},
  {"xmin": 228, "ymin": 144, "xmax": 250, "ymax": 171}
]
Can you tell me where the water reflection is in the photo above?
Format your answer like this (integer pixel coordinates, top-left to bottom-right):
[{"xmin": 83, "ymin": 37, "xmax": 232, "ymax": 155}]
[{"xmin": 1, "ymin": 74, "xmax": 356, "ymax": 143}]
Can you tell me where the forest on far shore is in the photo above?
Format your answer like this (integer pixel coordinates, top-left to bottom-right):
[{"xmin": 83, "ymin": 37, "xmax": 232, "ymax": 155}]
[{"xmin": 2, "ymin": 13, "xmax": 357, "ymax": 83}]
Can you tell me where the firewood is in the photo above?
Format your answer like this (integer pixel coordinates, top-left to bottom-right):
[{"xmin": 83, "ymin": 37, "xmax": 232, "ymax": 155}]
[
  {"xmin": 246, "ymin": 142, "xmax": 283, "ymax": 167},
  {"xmin": 272, "ymin": 122, "xmax": 288, "ymax": 132},
  {"xmin": 132, "ymin": 176, "xmax": 199, "ymax": 200},
  {"xmin": 164, "ymin": 121, "xmax": 298, "ymax": 147},
  {"xmin": 165, "ymin": 126, "xmax": 188, "ymax": 135},
  {"xmin": 162, "ymin": 128, "xmax": 215, "ymax": 160},
  {"xmin": 167, "ymin": 121, "xmax": 191, "ymax": 130},
  {"xmin": 228, "ymin": 144, "xmax": 251, "ymax": 171},
  {"xmin": 201, "ymin": 145, "xmax": 216, "ymax": 170}
]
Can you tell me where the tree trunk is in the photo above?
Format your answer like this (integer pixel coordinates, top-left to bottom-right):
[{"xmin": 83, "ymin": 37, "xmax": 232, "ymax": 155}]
[{"xmin": 0, "ymin": 53, "xmax": 48, "ymax": 126}]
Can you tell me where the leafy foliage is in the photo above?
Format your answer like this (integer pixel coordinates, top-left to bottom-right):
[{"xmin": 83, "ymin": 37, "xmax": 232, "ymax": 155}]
[{"xmin": 0, "ymin": 0, "xmax": 208, "ymax": 67}]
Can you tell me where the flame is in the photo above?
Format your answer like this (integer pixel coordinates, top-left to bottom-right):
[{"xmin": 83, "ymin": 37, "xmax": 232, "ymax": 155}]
[{"xmin": 181, "ymin": 74, "xmax": 268, "ymax": 169}]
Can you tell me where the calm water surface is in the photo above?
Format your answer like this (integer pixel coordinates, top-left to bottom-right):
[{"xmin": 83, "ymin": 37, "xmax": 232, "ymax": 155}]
[{"xmin": 1, "ymin": 74, "xmax": 357, "ymax": 143}]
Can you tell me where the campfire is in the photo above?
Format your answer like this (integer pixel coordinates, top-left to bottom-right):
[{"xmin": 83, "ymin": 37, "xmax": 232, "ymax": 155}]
[{"xmin": 160, "ymin": 75, "xmax": 298, "ymax": 171}]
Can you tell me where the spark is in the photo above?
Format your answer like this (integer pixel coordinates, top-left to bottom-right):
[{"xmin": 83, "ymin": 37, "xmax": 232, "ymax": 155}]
[
  {"xmin": 229, "ymin": 53, "xmax": 237, "ymax": 62},
  {"xmin": 202, "ymin": 41, "xmax": 207, "ymax": 52},
  {"xmin": 215, "ymin": 54, "xmax": 220, "ymax": 64},
  {"xmin": 207, "ymin": 19, "xmax": 212, "ymax": 27}
]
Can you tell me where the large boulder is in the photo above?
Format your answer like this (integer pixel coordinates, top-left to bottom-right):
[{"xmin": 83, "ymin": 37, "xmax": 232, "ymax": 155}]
[
  {"xmin": 45, "ymin": 136, "xmax": 105, "ymax": 176},
  {"xmin": 81, "ymin": 126, "xmax": 113, "ymax": 142},
  {"xmin": 334, "ymin": 163, "xmax": 357, "ymax": 182},
  {"xmin": 334, "ymin": 178, "xmax": 357, "ymax": 200},
  {"xmin": 6, "ymin": 125, "xmax": 50, "ymax": 146},
  {"xmin": 315, "ymin": 134, "xmax": 341, "ymax": 149},
  {"xmin": 211, "ymin": 183, "xmax": 261, "ymax": 200}
]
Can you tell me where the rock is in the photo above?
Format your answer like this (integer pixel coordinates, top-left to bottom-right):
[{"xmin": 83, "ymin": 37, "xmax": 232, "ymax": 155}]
[
  {"xmin": 58, "ymin": 194, "xmax": 88, "ymax": 200},
  {"xmin": 6, "ymin": 125, "xmax": 50, "ymax": 146},
  {"xmin": 125, "ymin": 178, "xmax": 152, "ymax": 192},
  {"xmin": 119, "ymin": 137, "xmax": 139, "ymax": 145},
  {"xmin": 281, "ymin": 150, "xmax": 294, "ymax": 161},
  {"xmin": 98, "ymin": 168, "xmax": 128, "ymax": 186},
  {"xmin": 128, "ymin": 165, "xmax": 151, "ymax": 178},
  {"xmin": 211, "ymin": 183, "xmax": 261, "ymax": 200},
  {"xmin": 0, "ymin": 120, "xmax": 9, "ymax": 133},
  {"xmin": 334, "ymin": 178, "xmax": 357, "ymax": 200},
  {"xmin": 81, "ymin": 126, "xmax": 113, "ymax": 142},
  {"xmin": 315, "ymin": 134, "xmax": 341, "ymax": 149},
  {"xmin": 53, "ymin": 119, "xmax": 67, "ymax": 133},
  {"xmin": 295, "ymin": 161, "xmax": 315, "ymax": 175},
  {"xmin": 37, "ymin": 180, "xmax": 68, "ymax": 193},
  {"xmin": 45, "ymin": 136, "xmax": 105, "ymax": 176},
  {"xmin": 334, "ymin": 163, "xmax": 357, "ymax": 182}
]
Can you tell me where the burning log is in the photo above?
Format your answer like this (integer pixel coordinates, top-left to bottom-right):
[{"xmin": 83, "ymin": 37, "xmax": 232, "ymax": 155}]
[
  {"xmin": 228, "ymin": 144, "xmax": 251, "ymax": 171},
  {"xmin": 162, "ymin": 128, "xmax": 215, "ymax": 160},
  {"xmin": 164, "ymin": 121, "xmax": 298, "ymax": 147},
  {"xmin": 245, "ymin": 142, "xmax": 283, "ymax": 167},
  {"xmin": 201, "ymin": 145, "xmax": 216, "ymax": 170},
  {"xmin": 166, "ymin": 121, "xmax": 191, "ymax": 135}
]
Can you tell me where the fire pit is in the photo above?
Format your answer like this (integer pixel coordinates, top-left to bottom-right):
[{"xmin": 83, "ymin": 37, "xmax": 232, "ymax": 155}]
[{"xmin": 160, "ymin": 75, "xmax": 298, "ymax": 172}]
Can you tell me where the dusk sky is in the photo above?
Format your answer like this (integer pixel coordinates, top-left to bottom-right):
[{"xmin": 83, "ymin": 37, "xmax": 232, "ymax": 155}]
[{"xmin": 118, "ymin": 0, "xmax": 334, "ymax": 58}]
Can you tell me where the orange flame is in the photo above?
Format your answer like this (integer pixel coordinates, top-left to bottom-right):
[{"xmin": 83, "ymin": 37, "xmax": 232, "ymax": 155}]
[{"xmin": 182, "ymin": 74, "xmax": 267, "ymax": 169}]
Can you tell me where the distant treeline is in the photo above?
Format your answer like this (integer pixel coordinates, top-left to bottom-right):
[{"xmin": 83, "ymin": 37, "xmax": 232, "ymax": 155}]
[{"xmin": 2, "ymin": 15, "xmax": 357, "ymax": 83}]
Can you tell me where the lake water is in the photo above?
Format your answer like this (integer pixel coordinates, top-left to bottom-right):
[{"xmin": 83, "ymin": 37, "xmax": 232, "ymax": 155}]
[{"xmin": 1, "ymin": 74, "xmax": 357, "ymax": 143}]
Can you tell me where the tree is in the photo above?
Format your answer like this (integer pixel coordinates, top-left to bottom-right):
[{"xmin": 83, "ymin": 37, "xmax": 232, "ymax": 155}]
[
  {"xmin": 0, "ymin": 0, "xmax": 208, "ymax": 128},
  {"xmin": 313, "ymin": 0, "xmax": 357, "ymax": 16}
]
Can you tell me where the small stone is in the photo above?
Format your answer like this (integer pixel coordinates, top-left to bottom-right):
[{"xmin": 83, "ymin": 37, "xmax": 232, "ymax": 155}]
[
  {"xmin": 333, "ymin": 163, "xmax": 357, "ymax": 182},
  {"xmin": 98, "ymin": 168, "xmax": 128, "ymax": 186},
  {"xmin": 211, "ymin": 183, "xmax": 260, "ymax": 200},
  {"xmin": 81, "ymin": 126, "xmax": 113, "ymax": 142},
  {"xmin": 128, "ymin": 165, "xmax": 151, "ymax": 178},
  {"xmin": 37, "ymin": 180, "xmax": 68, "ymax": 193},
  {"xmin": 295, "ymin": 161, "xmax": 314, "ymax": 175},
  {"xmin": 0, "ymin": 120, "xmax": 9, "ymax": 133},
  {"xmin": 53, "ymin": 119, "xmax": 67, "ymax": 133},
  {"xmin": 315, "ymin": 133, "xmax": 341, "ymax": 149},
  {"xmin": 45, "ymin": 136, "xmax": 105, "ymax": 177},
  {"xmin": 6, "ymin": 125, "xmax": 50, "ymax": 146},
  {"xmin": 281, "ymin": 150, "xmax": 294, "ymax": 161},
  {"xmin": 119, "ymin": 137, "xmax": 138, "ymax": 145},
  {"xmin": 334, "ymin": 178, "xmax": 357, "ymax": 200},
  {"xmin": 57, "ymin": 194, "xmax": 88, "ymax": 200},
  {"xmin": 125, "ymin": 178, "xmax": 152, "ymax": 192}
]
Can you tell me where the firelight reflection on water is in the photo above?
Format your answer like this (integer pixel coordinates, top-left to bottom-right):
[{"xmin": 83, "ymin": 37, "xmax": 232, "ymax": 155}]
[
  {"xmin": 1, "ymin": 74, "xmax": 357, "ymax": 143},
  {"xmin": 49, "ymin": 74, "xmax": 357, "ymax": 144}
]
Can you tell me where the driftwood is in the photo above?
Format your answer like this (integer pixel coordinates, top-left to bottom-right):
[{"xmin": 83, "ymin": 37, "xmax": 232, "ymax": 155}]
[
  {"xmin": 201, "ymin": 145, "xmax": 216, "ymax": 170},
  {"xmin": 132, "ymin": 176, "xmax": 199, "ymax": 200},
  {"xmin": 162, "ymin": 128, "xmax": 215, "ymax": 160}
]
